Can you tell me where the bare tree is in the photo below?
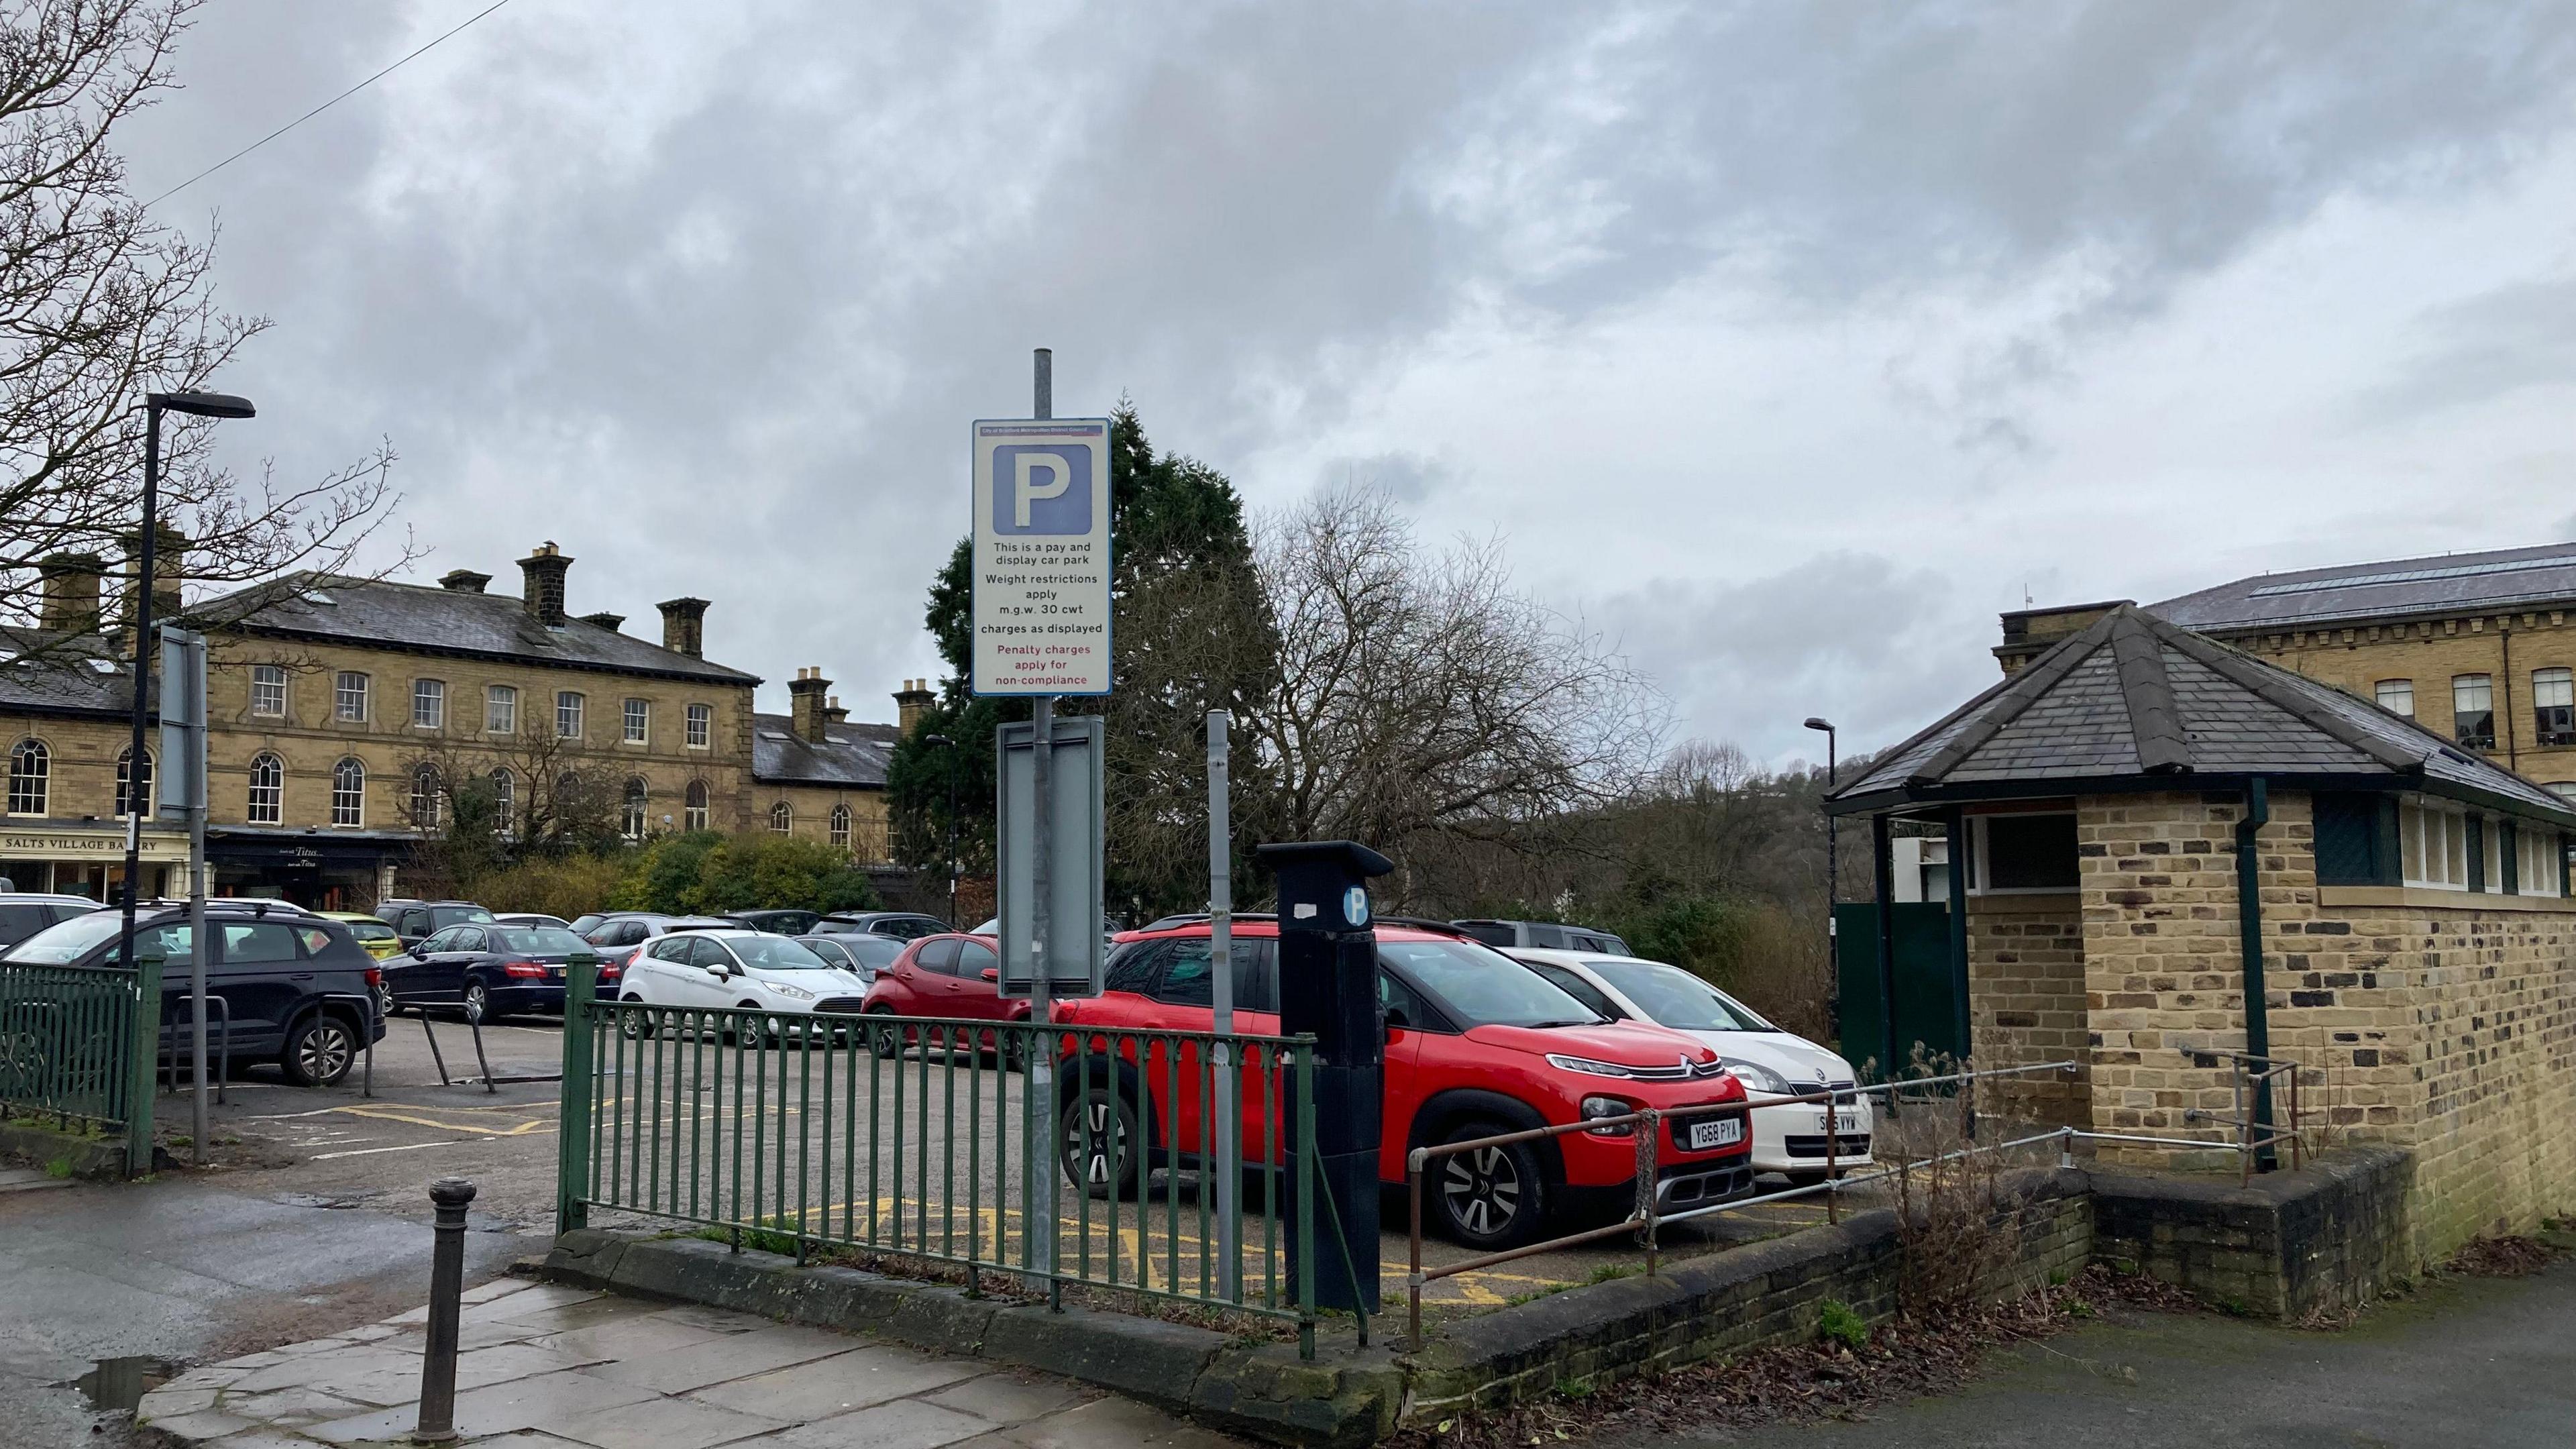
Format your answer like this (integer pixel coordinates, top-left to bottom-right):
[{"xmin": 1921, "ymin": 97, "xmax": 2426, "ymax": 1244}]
[
  {"xmin": 0, "ymin": 1, "xmax": 405, "ymax": 649},
  {"xmin": 1246, "ymin": 485, "xmax": 1668, "ymax": 904}
]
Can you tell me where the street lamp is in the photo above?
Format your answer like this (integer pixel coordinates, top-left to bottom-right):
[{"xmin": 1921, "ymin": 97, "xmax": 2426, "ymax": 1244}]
[
  {"xmin": 121, "ymin": 391, "xmax": 256, "ymax": 941},
  {"xmin": 1804, "ymin": 716, "xmax": 1837, "ymax": 953},
  {"xmin": 922, "ymin": 733, "xmax": 961, "ymax": 926}
]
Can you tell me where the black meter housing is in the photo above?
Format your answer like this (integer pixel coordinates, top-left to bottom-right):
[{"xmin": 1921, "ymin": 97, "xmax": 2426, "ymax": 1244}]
[{"xmin": 1258, "ymin": 838, "xmax": 1394, "ymax": 1315}]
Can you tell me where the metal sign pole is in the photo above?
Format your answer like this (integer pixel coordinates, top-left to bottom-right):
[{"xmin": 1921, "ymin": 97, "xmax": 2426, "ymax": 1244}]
[
  {"xmin": 159, "ymin": 625, "xmax": 210, "ymax": 1168},
  {"xmin": 1026, "ymin": 347, "xmax": 1058, "ymax": 1305},
  {"xmin": 1208, "ymin": 710, "xmax": 1239, "ymax": 1298}
]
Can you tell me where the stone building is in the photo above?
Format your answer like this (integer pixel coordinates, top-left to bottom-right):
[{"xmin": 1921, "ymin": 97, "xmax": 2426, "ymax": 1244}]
[
  {"xmin": 745, "ymin": 668, "xmax": 909, "ymax": 861},
  {"xmin": 1998, "ymin": 541, "xmax": 2576, "ymax": 800},
  {"xmin": 1831, "ymin": 604, "xmax": 2576, "ymax": 1258},
  {"xmin": 2, "ymin": 541, "xmax": 909, "ymax": 908}
]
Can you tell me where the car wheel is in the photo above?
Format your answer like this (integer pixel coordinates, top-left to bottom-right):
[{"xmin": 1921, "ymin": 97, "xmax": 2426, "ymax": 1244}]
[
  {"xmin": 1057, "ymin": 1078, "xmax": 1146, "ymax": 1199},
  {"xmin": 374, "ymin": 981, "xmax": 398, "ymax": 1020},
  {"xmin": 865, "ymin": 1007, "xmax": 901, "ymax": 1060},
  {"xmin": 280, "ymin": 1014, "xmax": 359, "ymax": 1087},
  {"xmin": 618, "ymin": 994, "xmax": 655, "ymax": 1040},
  {"xmin": 1433, "ymin": 1120, "xmax": 1549, "ymax": 1250},
  {"xmin": 462, "ymin": 979, "xmax": 494, "ymax": 1024}
]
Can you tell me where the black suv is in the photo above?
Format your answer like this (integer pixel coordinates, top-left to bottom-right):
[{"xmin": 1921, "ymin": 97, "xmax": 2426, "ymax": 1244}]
[
  {"xmin": 374, "ymin": 898, "xmax": 496, "ymax": 947},
  {"xmin": 3, "ymin": 901, "xmax": 386, "ymax": 1086}
]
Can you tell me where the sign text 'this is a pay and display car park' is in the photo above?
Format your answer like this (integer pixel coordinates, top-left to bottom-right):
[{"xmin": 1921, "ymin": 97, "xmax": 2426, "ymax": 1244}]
[{"xmin": 971, "ymin": 417, "xmax": 1112, "ymax": 697}]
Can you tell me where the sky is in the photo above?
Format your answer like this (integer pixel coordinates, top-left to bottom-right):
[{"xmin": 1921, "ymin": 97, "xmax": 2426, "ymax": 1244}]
[{"xmin": 113, "ymin": 1, "xmax": 2576, "ymax": 767}]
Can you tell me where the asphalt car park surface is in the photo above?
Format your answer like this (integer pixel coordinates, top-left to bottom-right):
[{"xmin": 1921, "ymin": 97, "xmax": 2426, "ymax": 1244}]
[{"xmin": 169, "ymin": 1012, "xmax": 1835, "ymax": 1313}]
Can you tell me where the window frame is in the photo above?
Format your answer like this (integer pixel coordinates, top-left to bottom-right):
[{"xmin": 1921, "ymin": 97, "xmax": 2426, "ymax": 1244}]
[
  {"xmin": 250, "ymin": 663, "xmax": 288, "ymax": 718},
  {"xmin": 2533, "ymin": 667, "xmax": 2575, "ymax": 747},
  {"xmin": 684, "ymin": 780, "xmax": 710, "ymax": 831},
  {"xmin": 829, "ymin": 803, "xmax": 851, "ymax": 848},
  {"xmin": 621, "ymin": 777, "xmax": 648, "ymax": 840},
  {"xmin": 331, "ymin": 757, "xmax": 366, "ymax": 828},
  {"xmin": 410, "ymin": 764, "xmax": 443, "ymax": 829},
  {"xmin": 246, "ymin": 752, "xmax": 284, "ymax": 825},
  {"xmin": 115, "ymin": 746, "xmax": 152, "ymax": 820},
  {"xmin": 333, "ymin": 670, "xmax": 370, "ymax": 723},
  {"xmin": 623, "ymin": 698, "xmax": 649, "ymax": 745},
  {"xmin": 412, "ymin": 678, "xmax": 446, "ymax": 730},
  {"xmin": 769, "ymin": 800, "xmax": 793, "ymax": 835},
  {"xmin": 2453, "ymin": 674, "xmax": 2496, "ymax": 750},
  {"xmin": 556, "ymin": 690, "xmax": 584, "ymax": 740},
  {"xmin": 2373, "ymin": 678, "xmax": 2414, "ymax": 718},
  {"xmin": 485, "ymin": 684, "xmax": 517, "ymax": 735},
  {"xmin": 2399, "ymin": 796, "xmax": 2471, "ymax": 891},
  {"xmin": 7, "ymin": 737, "xmax": 50, "ymax": 816},
  {"xmin": 1968, "ymin": 810, "xmax": 2081, "ymax": 895},
  {"xmin": 686, "ymin": 702, "xmax": 712, "ymax": 750}
]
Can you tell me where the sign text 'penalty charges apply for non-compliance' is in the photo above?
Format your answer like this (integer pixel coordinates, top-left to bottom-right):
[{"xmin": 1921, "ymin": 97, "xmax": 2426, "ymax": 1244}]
[{"xmin": 971, "ymin": 417, "xmax": 1113, "ymax": 697}]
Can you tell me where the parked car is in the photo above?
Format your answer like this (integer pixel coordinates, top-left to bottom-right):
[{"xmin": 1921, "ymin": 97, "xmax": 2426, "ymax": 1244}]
[
  {"xmin": 810, "ymin": 911, "xmax": 951, "ymax": 942},
  {"xmin": 493, "ymin": 912, "xmax": 573, "ymax": 931},
  {"xmin": 1452, "ymin": 919, "xmax": 1633, "ymax": 956},
  {"xmin": 724, "ymin": 908, "xmax": 822, "ymax": 935},
  {"xmin": 384, "ymin": 922, "xmax": 618, "ymax": 1022},
  {"xmin": 614, "ymin": 929, "xmax": 872, "ymax": 1033},
  {"xmin": 971, "ymin": 914, "xmax": 1124, "ymax": 955},
  {"xmin": 374, "ymin": 898, "xmax": 496, "ymax": 947},
  {"xmin": 795, "ymin": 932, "xmax": 903, "ymax": 983},
  {"xmin": 0, "ymin": 892, "xmax": 101, "ymax": 949},
  {"xmin": 1050, "ymin": 920, "xmax": 1753, "ymax": 1249},
  {"xmin": 2, "ymin": 901, "xmax": 385, "ymax": 1086},
  {"xmin": 859, "ymin": 932, "xmax": 1010, "ymax": 1028},
  {"xmin": 577, "ymin": 912, "xmax": 737, "ymax": 972},
  {"xmin": 1508, "ymin": 949, "xmax": 1868, "ymax": 1183},
  {"xmin": 319, "ymin": 910, "xmax": 405, "ymax": 963}
]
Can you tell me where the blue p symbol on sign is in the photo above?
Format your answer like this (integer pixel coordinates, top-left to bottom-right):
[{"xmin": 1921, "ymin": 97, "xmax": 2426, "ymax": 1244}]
[{"xmin": 994, "ymin": 443, "xmax": 1094, "ymax": 535}]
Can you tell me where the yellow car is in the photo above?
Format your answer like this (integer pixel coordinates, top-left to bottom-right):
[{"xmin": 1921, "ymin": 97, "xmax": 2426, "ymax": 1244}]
[{"xmin": 321, "ymin": 910, "xmax": 405, "ymax": 962}]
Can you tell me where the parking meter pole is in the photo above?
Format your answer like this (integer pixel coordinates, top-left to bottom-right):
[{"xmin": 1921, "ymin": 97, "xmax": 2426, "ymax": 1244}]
[
  {"xmin": 189, "ymin": 802, "xmax": 208, "ymax": 1165},
  {"xmin": 1261, "ymin": 839, "xmax": 1394, "ymax": 1316},
  {"xmin": 415, "ymin": 1176, "xmax": 476, "ymax": 1444},
  {"xmin": 1207, "ymin": 711, "xmax": 1240, "ymax": 1300},
  {"xmin": 1028, "ymin": 346, "xmax": 1059, "ymax": 1309}
]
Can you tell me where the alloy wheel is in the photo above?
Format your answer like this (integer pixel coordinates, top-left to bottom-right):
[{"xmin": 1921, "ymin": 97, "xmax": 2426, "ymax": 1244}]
[
  {"xmin": 463, "ymin": 983, "xmax": 488, "ymax": 1023},
  {"xmin": 1441, "ymin": 1145, "xmax": 1523, "ymax": 1238},
  {"xmin": 297, "ymin": 1021, "xmax": 355, "ymax": 1083}
]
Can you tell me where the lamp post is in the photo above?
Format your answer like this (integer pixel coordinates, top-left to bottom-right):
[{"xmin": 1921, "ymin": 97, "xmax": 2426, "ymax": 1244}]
[
  {"xmin": 120, "ymin": 391, "xmax": 254, "ymax": 949},
  {"xmin": 922, "ymin": 733, "xmax": 960, "ymax": 926},
  {"xmin": 1804, "ymin": 718, "xmax": 1838, "ymax": 1016}
]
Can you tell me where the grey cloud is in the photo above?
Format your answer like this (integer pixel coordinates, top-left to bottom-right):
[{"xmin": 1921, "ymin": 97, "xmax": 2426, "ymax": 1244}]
[
  {"xmin": 2359, "ymin": 275, "xmax": 2576, "ymax": 421},
  {"xmin": 1324, "ymin": 451, "xmax": 1457, "ymax": 506}
]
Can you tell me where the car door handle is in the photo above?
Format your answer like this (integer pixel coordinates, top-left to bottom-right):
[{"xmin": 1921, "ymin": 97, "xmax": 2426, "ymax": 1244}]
[{"xmin": 290, "ymin": 972, "xmax": 315, "ymax": 980}]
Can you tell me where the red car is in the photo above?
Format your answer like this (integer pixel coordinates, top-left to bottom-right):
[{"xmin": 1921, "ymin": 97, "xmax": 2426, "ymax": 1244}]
[
  {"xmin": 1050, "ymin": 920, "xmax": 1753, "ymax": 1249},
  {"xmin": 860, "ymin": 933, "xmax": 1020, "ymax": 1049}
]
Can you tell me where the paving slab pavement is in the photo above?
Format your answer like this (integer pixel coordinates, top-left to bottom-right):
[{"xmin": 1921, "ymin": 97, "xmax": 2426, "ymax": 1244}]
[{"xmin": 138, "ymin": 1278, "xmax": 1248, "ymax": 1449}]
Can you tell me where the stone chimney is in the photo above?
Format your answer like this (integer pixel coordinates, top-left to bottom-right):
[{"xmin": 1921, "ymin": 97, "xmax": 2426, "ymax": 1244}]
[
  {"xmin": 894, "ymin": 678, "xmax": 934, "ymax": 735},
  {"xmin": 38, "ymin": 553, "xmax": 104, "ymax": 634},
  {"xmin": 439, "ymin": 569, "xmax": 491, "ymax": 593},
  {"xmin": 657, "ymin": 597, "xmax": 709, "ymax": 658},
  {"xmin": 579, "ymin": 610, "xmax": 625, "ymax": 633},
  {"xmin": 119, "ymin": 526, "xmax": 186, "ymax": 635},
  {"xmin": 1995, "ymin": 599, "xmax": 2133, "ymax": 676},
  {"xmin": 517, "ymin": 542, "xmax": 572, "ymax": 626},
  {"xmin": 823, "ymin": 696, "xmax": 849, "ymax": 726},
  {"xmin": 790, "ymin": 667, "xmax": 833, "ymax": 743}
]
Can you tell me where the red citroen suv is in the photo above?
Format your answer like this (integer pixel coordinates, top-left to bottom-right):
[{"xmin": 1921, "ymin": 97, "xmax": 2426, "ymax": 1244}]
[{"xmin": 1051, "ymin": 919, "xmax": 1753, "ymax": 1249}]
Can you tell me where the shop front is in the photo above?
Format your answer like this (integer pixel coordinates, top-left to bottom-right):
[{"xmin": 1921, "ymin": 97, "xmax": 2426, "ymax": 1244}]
[
  {"xmin": 0, "ymin": 820, "xmax": 189, "ymax": 900},
  {"xmin": 204, "ymin": 826, "xmax": 412, "ymax": 911}
]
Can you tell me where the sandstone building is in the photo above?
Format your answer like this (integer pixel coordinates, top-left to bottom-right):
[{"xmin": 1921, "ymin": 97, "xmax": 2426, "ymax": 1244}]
[{"xmin": 2, "ymin": 541, "xmax": 908, "ymax": 908}]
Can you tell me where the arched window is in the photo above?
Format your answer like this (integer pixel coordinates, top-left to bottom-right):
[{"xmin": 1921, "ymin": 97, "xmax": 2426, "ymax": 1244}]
[
  {"xmin": 410, "ymin": 764, "xmax": 443, "ymax": 829},
  {"xmin": 116, "ymin": 747, "xmax": 153, "ymax": 819},
  {"xmin": 621, "ymin": 777, "xmax": 648, "ymax": 840},
  {"xmin": 829, "ymin": 803, "xmax": 851, "ymax": 849},
  {"xmin": 331, "ymin": 758, "xmax": 366, "ymax": 827},
  {"xmin": 246, "ymin": 753, "xmax": 283, "ymax": 824},
  {"xmin": 684, "ymin": 780, "xmax": 709, "ymax": 831},
  {"xmin": 6, "ymin": 739, "xmax": 48, "ymax": 816},
  {"xmin": 769, "ymin": 800, "xmax": 793, "ymax": 834},
  {"xmin": 490, "ymin": 769, "xmax": 515, "ymax": 835}
]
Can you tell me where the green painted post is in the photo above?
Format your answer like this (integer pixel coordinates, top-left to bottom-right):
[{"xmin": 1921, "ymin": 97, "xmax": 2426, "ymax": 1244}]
[
  {"xmin": 125, "ymin": 952, "xmax": 164, "ymax": 1179},
  {"xmin": 558, "ymin": 953, "xmax": 597, "ymax": 1234}
]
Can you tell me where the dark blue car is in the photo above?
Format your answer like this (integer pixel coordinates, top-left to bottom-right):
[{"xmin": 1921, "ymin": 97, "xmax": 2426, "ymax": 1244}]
[{"xmin": 383, "ymin": 923, "xmax": 609, "ymax": 1021}]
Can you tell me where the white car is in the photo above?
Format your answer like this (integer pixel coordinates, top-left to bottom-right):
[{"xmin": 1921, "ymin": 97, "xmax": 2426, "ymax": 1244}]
[
  {"xmin": 615, "ymin": 928, "xmax": 871, "ymax": 1034},
  {"xmin": 1508, "ymin": 949, "xmax": 1871, "ymax": 1183}
]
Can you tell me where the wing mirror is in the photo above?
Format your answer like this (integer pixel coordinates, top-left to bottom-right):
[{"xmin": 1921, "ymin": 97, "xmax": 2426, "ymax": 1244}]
[
  {"xmin": 1383, "ymin": 1005, "xmax": 1408, "ymax": 1031},
  {"xmin": 981, "ymin": 968, "xmax": 1000, "ymax": 983},
  {"xmin": 408, "ymin": 944, "xmax": 427, "ymax": 959}
]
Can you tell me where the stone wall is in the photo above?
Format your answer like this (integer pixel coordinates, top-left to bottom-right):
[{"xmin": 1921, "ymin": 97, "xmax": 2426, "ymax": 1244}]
[
  {"xmin": 2090, "ymin": 1146, "xmax": 2414, "ymax": 1321},
  {"xmin": 1967, "ymin": 897, "xmax": 2090, "ymax": 1128}
]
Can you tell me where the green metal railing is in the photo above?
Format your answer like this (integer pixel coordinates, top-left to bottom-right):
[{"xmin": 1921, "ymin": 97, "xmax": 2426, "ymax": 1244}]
[
  {"xmin": 0, "ymin": 953, "xmax": 163, "ymax": 1173},
  {"xmin": 555, "ymin": 960, "xmax": 1335, "ymax": 1351}
]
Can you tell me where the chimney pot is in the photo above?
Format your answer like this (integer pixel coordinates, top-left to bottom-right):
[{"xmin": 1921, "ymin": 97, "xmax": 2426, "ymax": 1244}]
[
  {"xmin": 439, "ymin": 569, "xmax": 492, "ymax": 594},
  {"xmin": 517, "ymin": 544, "xmax": 574, "ymax": 627},
  {"xmin": 38, "ymin": 553, "xmax": 105, "ymax": 634},
  {"xmin": 579, "ymin": 610, "xmax": 625, "ymax": 632},
  {"xmin": 894, "ymin": 678, "xmax": 935, "ymax": 735},
  {"xmin": 824, "ymin": 695, "xmax": 849, "ymax": 725},
  {"xmin": 789, "ymin": 667, "xmax": 833, "ymax": 744},
  {"xmin": 657, "ymin": 596, "xmax": 710, "ymax": 658}
]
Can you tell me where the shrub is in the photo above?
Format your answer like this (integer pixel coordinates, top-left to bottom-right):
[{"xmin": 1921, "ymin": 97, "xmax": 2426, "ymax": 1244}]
[
  {"xmin": 472, "ymin": 853, "xmax": 631, "ymax": 920},
  {"xmin": 622, "ymin": 833, "xmax": 883, "ymax": 916},
  {"xmin": 1818, "ymin": 1298, "xmax": 1869, "ymax": 1350}
]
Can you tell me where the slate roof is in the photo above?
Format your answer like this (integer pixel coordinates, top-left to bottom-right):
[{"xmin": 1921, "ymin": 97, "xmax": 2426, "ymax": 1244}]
[
  {"xmin": 197, "ymin": 574, "xmax": 758, "ymax": 684},
  {"xmin": 0, "ymin": 629, "xmax": 140, "ymax": 718},
  {"xmin": 752, "ymin": 714, "xmax": 902, "ymax": 789},
  {"xmin": 2150, "ymin": 540, "xmax": 2576, "ymax": 634},
  {"xmin": 1829, "ymin": 604, "xmax": 2576, "ymax": 824}
]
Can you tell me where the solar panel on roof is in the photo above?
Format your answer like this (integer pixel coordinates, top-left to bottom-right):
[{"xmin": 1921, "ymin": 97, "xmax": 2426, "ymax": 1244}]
[{"xmin": 2247, "ymin": 553, "xmax": 2576, "ymax": 599}]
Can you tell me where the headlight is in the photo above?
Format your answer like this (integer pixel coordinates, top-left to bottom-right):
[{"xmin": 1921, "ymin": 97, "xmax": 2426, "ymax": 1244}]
[
  {"xmin": 1724, "ymin": 1059, "xmax": 1792, "ymax": 1095},
  {"xmin": 765, "ymin": 981, "xmax": 815, "ymax": 1002},
  {"xmin": 1579, "ymin": 1095, "xmax": 1637, "ymax": 1136},
  {"xmin": 1546, "ymin": 1054, "xmax": 1636, "ymax": 1078}
]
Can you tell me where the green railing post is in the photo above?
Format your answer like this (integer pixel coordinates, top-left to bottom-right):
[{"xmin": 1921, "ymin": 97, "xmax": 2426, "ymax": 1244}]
[
  {"xmin": 558, "ymin": 952, "xmax": 597, "ymax": 1234},
  {"xmin": 125, "ymin": 953, "xmax": 164, "ymax": 1179}
]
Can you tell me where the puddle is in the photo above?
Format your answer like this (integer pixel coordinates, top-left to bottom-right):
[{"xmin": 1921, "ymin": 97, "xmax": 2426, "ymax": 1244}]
[{"xmin": 73, "ymin": 1357, "xmax": 180, "ymax": 1413}]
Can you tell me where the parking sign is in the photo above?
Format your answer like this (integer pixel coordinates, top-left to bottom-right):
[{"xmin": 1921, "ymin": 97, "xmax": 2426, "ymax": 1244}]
[{"xmin": 971, "ymin": 417, "xmax": 1113, "ymax": 696}]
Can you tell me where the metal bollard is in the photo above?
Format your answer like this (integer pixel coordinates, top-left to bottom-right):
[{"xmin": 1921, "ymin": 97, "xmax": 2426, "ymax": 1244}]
[{"xmin": 414, "ymin": 1176, "xmax": 477, "ymax": 1443}]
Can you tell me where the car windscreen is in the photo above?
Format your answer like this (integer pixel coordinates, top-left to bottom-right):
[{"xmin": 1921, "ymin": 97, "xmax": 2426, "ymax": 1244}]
[
  {"xmin": 3, "ymin": 909, "xmax": 129, "ymax": 963},
  {"xmin": 345, "ymin": 920, "xmax": 398, "ymax": 942},
  {"xmin": 838, "ymin": 935, "xmax": 904, "ymax": 968},
  {"xmin": 729, "ymin": 936, "xmax": 834, "ymax": 971},
  {"xmin": 495, "ymin": 927, "xmax": 588, "ymax": 955},
  {"xmin": 1587, "ymin": 959, "xmax": 1776, "ymax": 1032},
  {"xmin": 1379, "ymin": 939, "xmax": 1605, "ymax": 1028},
  {"xmin": 431, "ymin": 906, "xmax": 495, "ymax": 929}
]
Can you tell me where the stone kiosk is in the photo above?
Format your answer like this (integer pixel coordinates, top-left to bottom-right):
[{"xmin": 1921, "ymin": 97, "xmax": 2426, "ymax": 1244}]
[{"xmin": 1827, "ymin": 603, "xmax": 2576, "ymax": 1259}]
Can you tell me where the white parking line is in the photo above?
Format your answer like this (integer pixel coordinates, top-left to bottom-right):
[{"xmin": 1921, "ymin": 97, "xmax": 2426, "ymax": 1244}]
[{"xmin": 311, "ymin": 1140, "xmax": 470, "ymax": 1161}]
